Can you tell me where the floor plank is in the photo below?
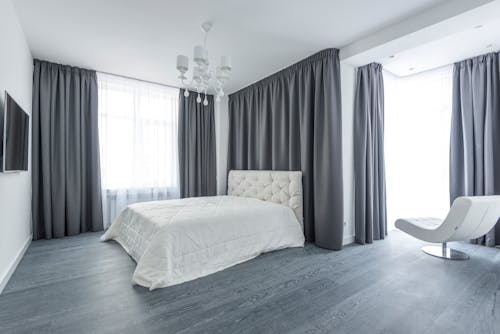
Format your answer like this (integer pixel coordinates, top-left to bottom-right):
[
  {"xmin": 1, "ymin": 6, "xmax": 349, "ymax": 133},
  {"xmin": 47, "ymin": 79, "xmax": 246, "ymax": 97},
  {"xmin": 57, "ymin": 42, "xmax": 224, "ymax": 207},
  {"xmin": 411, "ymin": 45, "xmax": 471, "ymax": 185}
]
[{"xmin": 0, "ymin": 231, "xmax": 498, "ymax": 334}]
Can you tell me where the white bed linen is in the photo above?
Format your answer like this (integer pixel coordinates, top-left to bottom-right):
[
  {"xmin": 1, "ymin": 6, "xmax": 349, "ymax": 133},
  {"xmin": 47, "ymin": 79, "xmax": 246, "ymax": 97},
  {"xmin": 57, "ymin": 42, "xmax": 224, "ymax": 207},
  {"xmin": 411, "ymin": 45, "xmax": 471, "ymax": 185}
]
[{"xmin": 101, "ymin": 195, "xmax": 304, "ymax": 290}]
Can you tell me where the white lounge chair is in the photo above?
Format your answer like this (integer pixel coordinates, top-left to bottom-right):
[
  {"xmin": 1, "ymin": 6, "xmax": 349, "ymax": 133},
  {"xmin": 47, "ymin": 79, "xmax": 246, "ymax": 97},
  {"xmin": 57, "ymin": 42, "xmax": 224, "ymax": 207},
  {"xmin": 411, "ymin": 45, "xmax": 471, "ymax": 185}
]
[{"xmin": 395, "ymin": 196, "xmax": 500, "ymax": 260}]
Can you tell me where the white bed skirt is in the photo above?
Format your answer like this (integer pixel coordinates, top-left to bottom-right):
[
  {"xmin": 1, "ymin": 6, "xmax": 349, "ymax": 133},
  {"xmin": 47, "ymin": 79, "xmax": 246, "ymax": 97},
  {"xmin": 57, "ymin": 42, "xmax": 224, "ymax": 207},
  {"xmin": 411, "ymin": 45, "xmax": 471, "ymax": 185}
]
[{"xmin": 101, "ymin": 195, "xmax": 304, "ymax": 290}]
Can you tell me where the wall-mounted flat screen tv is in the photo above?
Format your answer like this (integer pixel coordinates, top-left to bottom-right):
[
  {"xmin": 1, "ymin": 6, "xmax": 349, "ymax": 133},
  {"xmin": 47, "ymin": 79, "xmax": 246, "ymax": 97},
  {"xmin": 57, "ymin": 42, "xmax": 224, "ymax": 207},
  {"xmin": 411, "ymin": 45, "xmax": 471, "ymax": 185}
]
[{"xmin": 0, "ymin": 91, "xmax": 29, "ymax": 172}]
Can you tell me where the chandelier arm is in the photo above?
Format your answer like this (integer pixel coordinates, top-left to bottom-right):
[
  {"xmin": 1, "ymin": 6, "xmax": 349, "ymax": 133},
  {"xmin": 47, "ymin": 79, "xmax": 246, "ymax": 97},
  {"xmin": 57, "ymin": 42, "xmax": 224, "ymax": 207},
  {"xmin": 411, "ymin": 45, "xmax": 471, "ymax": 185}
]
[{"xmin": 176, "ymin": 21, "xmax": 231, "ymax": 105}]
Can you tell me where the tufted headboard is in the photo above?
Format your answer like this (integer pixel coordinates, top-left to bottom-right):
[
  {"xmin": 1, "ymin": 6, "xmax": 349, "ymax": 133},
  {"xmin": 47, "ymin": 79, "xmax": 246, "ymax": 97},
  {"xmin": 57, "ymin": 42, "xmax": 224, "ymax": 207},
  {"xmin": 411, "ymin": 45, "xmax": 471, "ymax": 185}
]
[{"xmin": 227, "ymin": 170, "xmax": 304, "ymax": 229}]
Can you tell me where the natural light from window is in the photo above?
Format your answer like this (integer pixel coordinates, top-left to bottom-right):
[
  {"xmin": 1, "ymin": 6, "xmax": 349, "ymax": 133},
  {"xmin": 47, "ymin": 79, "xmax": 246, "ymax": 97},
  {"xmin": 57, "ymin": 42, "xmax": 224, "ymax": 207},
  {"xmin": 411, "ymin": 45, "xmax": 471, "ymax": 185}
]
[
  {"xmin": 384, "ymin": 66, "xmax": 453, "ymax": 231},
  {"xmin": 97, "ymin": 73, "xmax": 180, "ymax": 227}
]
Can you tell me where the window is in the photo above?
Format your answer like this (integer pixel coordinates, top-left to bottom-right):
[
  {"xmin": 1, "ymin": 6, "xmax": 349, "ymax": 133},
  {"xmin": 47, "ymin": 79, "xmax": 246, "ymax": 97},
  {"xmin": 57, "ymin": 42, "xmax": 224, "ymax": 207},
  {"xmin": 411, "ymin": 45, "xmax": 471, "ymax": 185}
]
[
  {"xmin": 384, "ymin": 66, "xmax": 453, "ymax": 230},
  {"xmin": 98, "ymin": 73, "xmax": 179, "ymax": 227}
]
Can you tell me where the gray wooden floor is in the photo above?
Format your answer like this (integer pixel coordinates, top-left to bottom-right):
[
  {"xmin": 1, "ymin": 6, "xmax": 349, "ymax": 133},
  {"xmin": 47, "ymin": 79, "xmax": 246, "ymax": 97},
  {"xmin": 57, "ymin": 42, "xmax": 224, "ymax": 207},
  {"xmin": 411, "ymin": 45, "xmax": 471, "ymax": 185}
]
[{"xmin": 0, "ymin": 231, "xmax": 499, "ymax": 334}]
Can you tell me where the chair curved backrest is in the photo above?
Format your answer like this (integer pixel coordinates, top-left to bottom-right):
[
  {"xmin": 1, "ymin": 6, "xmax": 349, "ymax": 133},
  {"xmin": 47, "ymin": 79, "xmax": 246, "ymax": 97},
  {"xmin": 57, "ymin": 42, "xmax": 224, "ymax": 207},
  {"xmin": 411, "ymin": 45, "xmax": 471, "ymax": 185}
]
[{"xmin": 442, "ymin": 196, "xmax": 500, "ymax": 242}]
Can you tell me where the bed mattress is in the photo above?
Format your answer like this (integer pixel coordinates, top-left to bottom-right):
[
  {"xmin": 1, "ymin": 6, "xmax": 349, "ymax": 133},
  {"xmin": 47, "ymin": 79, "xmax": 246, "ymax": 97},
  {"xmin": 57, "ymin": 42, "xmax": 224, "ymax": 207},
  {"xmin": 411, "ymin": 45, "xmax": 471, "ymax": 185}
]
[{"xmin": 101, "ymin": 195, "xmax": 304, "ymax": 290}]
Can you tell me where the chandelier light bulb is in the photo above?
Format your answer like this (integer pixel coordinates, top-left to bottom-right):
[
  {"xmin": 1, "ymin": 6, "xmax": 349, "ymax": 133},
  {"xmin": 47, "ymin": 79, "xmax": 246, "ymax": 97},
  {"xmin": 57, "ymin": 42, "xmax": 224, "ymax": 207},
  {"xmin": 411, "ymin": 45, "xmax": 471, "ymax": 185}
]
[
  {"xmin": 196, "ymin": 94, "xmax": 201, "ymax": 103},
  {"xmin": 220, "ymin": 56, "xmax": 232, "ymax": 70},
  {"xmin": 176, "ymin": 55, "xmax": 189, "ymax": 73},
  {"xmin": 203, "ymin": 97, "xmax": 208, "ymax": 106},
  {"xmin": 193, "ymin": 45, "xmax": 205, "ymax": 65},
  {"xmin": 184, "ymin": 90, "xmax": 189, "ymax": 98}
]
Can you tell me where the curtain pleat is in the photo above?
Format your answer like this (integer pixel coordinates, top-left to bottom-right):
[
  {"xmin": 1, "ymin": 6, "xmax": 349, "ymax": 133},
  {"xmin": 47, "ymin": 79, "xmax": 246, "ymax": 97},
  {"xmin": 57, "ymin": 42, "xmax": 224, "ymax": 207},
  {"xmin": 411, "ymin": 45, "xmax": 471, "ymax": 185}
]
[
  {"xmin": 450, "ymin": 51, "xmax": 500, "ymax": 246},
  {"xmin": 227, "ymin": 48, "xmax": 344, "ymax": 250},
  {"xmin": 32, "ymin": 59, "xmax": 103, "ymax": 239},
  {"xmin": 353, "ymin": 63, "xmax": 387, "ymax": 244},
  {"xmin": 178, "ymin": 90, "xmax": 217, "ymax": 198}
]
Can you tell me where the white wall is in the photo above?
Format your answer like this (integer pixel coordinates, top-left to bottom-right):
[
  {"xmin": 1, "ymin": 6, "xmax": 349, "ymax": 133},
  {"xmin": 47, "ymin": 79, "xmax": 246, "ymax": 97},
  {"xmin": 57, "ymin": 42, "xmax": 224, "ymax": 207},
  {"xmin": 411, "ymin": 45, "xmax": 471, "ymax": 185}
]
[
  {"xmin": 340, "ymin": 63, "xmax": 356, "ymax": 245},
  {"xmin": 215, "ymin": 96, "xmax": 229, "ymax": 195},
  {"xmin": 0, "ymin": 0, "xmax": 33, "ymax": 293}
]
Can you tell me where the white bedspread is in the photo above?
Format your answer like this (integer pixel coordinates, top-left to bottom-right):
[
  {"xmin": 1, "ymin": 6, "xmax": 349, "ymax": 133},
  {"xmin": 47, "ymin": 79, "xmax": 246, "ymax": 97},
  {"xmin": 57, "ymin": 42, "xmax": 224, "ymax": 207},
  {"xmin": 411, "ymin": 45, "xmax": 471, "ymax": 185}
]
[{"xmin": 101, "ymin": 195, "xmax": 304, "ymax": 290}]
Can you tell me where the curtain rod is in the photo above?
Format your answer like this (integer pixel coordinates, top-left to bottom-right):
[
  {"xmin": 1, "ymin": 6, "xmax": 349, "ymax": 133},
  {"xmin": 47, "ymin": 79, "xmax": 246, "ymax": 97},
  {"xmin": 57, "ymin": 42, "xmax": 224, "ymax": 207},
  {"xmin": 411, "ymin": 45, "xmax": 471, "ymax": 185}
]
[
  {"xmin": 97, "ymin": 70, "xmax": 181, "ymax": 90},
  {"xmin": 97, "ymin": 70, "xmax": 218, "ymax": 96}
]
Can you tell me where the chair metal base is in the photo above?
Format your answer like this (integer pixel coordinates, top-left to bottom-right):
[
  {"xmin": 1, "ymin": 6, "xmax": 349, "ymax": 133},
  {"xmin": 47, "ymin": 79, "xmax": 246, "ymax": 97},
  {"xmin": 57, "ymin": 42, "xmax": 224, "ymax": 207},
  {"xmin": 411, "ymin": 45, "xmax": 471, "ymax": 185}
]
[{"xmin": 421, "ymin": 243, "xmax": 469, "ymax": 260}]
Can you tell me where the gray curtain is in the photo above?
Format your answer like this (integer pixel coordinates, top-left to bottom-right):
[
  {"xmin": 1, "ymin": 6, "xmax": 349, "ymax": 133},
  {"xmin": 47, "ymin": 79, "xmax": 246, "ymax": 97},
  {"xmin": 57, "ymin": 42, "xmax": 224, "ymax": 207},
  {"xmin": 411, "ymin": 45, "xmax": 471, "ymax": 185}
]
[
  {"xmin": 227, "ymin": 48, "xmax": 344, "ymax": 250},
  {"xmin": 353, "ymin": 63, "xmax": 387, "ymax": 244},
  {"xmin": 450, "ymin": 51, "xmax": 500, "ymax": 246},
  {"xmin": 32, "ymin": 59, "xmax": 103, "ymax": 239},
  {"xmin": 178, "ymin": 89, "xmax": 217, "ymax": 198}
]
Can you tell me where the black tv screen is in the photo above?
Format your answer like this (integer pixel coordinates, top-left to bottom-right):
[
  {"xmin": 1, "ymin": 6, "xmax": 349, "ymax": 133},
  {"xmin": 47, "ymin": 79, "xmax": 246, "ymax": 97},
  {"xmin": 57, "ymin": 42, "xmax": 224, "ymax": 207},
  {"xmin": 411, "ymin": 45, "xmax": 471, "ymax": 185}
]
[{"xmin": 1, "ymin": 92, "xmax": 29, "ymax": 172}]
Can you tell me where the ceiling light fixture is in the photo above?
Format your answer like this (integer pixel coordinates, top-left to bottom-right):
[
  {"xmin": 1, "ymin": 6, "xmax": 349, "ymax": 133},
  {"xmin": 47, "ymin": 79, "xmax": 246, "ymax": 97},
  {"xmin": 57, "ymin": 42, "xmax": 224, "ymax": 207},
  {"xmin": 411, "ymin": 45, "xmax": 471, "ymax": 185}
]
[
  {"xmin": 176, "ymin": 21, "xmax": 232, "ymax": 105},
  {"xmin": 474, "ymin": 25, "xmax": 483, "ymax": 29}
]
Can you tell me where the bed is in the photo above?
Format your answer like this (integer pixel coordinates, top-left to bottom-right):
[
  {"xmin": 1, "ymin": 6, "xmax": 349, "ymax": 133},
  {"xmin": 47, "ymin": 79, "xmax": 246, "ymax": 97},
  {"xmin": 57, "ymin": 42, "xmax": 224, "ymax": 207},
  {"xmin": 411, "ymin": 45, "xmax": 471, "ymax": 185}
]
[{"xmin": 101, "ymin": 170, "xmax": 305, "ymax": 290}]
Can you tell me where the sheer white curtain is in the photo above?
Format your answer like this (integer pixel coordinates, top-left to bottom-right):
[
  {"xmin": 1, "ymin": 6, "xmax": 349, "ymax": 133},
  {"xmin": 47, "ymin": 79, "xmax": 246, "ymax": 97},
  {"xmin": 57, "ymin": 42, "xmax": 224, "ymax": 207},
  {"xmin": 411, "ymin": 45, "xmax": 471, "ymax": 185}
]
[
  {"xmin": 384, "ymin": 66, "xmax": 453, "ymax": 231},
  {"xmin": 98, "ymin": 73, "xmax": 180, "ymax": 228}
]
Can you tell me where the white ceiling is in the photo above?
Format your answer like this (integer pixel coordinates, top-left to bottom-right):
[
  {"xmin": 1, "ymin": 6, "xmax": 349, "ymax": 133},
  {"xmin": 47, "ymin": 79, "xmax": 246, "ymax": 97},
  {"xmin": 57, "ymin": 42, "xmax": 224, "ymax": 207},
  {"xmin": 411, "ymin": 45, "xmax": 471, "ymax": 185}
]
[
  {"xmin": 341, "ymin": 0, "xmax": 500, "ymax": 76},
  {"xmin": 13, "ymin": 0, "xmax": 447, "ymax": 93},
  {"xmin": 382, "ymin": 16, "xmax": 500, "ymax": 76}
]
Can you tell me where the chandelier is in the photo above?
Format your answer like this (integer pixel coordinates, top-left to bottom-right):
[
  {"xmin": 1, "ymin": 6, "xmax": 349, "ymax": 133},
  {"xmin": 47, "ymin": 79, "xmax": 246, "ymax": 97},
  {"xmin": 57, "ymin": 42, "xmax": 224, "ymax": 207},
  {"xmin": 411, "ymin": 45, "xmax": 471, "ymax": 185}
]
[{"xmin": 176, "ymin": 21, "xmax": 232, "ymax": 105}]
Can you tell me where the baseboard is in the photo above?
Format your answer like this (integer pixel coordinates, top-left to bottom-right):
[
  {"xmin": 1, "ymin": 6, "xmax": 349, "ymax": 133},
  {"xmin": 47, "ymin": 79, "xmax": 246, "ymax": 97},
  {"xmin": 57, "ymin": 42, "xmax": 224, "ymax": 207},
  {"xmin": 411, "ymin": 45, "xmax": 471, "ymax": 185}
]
[
  {"xmin": 343, "ymin": 235, "xmax": 355, "ymax": 246},
  {"xmin": 0, "ymin": 234, "xmax": 32, "ymax": 295}
]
